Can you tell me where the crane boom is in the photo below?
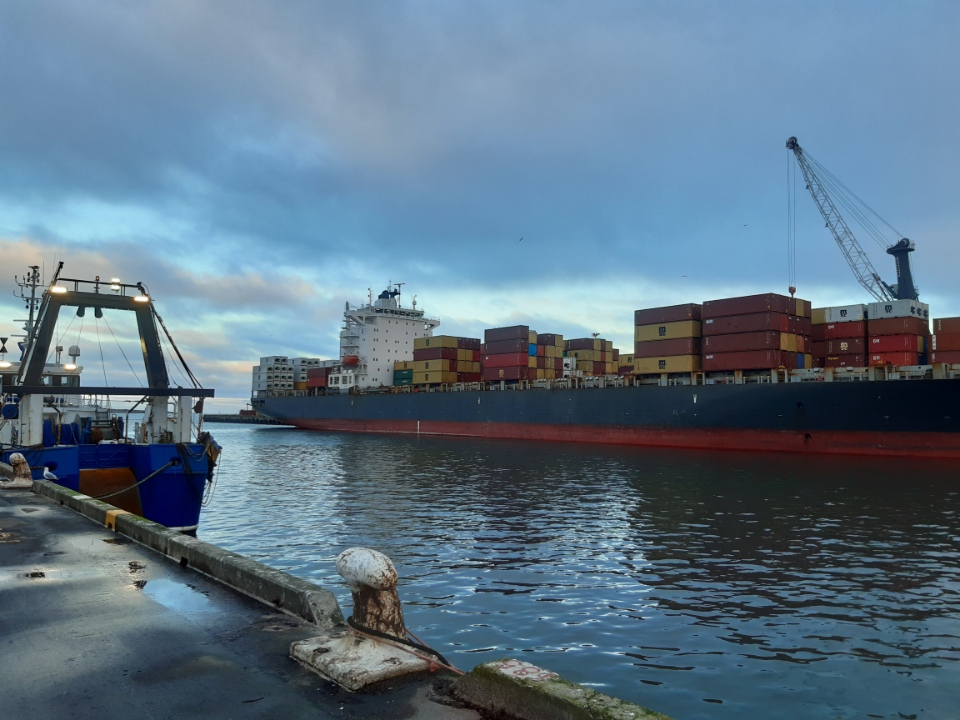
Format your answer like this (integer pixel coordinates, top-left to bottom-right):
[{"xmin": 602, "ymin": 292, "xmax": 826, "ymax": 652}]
[{"xmin": 786, "ymin": 137, "xmax": 894, "ymax": 302}]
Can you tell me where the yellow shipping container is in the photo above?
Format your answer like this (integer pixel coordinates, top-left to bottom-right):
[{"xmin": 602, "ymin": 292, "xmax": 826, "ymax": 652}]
[
  {"xmin": 414, "ymin": 335, "xmax": 459, "ymax": 350},
  {"xmin": 528, "ymin": 356, "xmax": 537, "ymax": 368},
  {"xmin": 620, "ymin": 354, "xmax": 635, "ymax": 366},
  {"xmin": 604, "ymin": 340, "xmax": 613, "ymax": 352},
  {"xmin": 528, "ymin": 330, "xmax": 538, "ymax": 344},
  {"xmin": 605, "ymin": 362, "xmax": 616, "ymax": 373},
  {"xmin": 577, "ymin": 359, "xmax": 595, "ymax": 372},
  {"xmin": 780, "ymin": 333, "xmax": 798, "ymax": 353},
  {"xmin": 413, "ymin": 359, "xmax": 453, "ymax": 373},
  {"xmin": 413, "ymin": 370, "xmax": 458, "ymax": 385},
  {"xmin": 294, "ymin": 381, "xmax": 307, "ymax": 390},
  {"xmin": 634, "ymin": 355, "xmax": 701, "ymax": 374},
  {"xmin": 811, "ymin": 308, "xmax": 826, "ymax": 325},
  {"xmin": 394, "ymin": 360, "xmax": 414, "ymax": 370},
  {"xmin": 634, "ymin": 320, "xmax": 702, "ymax": 342},
  {"xmin": 543, "ymin": 368, "xmax": 556, "ymax": 380}
]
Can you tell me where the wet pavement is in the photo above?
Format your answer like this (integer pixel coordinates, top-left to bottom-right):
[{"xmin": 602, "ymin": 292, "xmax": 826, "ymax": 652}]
[{"xmin": 0, "ymin": 488, "xmax": 482, "ymax": 720}]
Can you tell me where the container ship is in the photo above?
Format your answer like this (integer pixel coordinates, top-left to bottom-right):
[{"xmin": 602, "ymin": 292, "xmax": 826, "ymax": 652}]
[{"xmin": 252, "ymin": 286, "xmax": 960, "ymax": 459}]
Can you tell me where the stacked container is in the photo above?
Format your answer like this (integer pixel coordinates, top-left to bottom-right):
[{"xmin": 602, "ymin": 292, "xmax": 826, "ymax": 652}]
[
  {"xmin": 393, "ymin": 360, "xmax": 414, "ymax": 386},
  {"xmin": 533, "ymin": 333, "xmax": 565, "ymax": 380},
  {"xmin": 633, "ymin": 303, "xmax": 702, "ymax": 374},
  {"xmin": 930, "ymin": 317, "xmax": 960, "ymax": 365},
  {"xmin": 618, "ymin": 352, "xmax": 635, "ymax": 376},
  {"xmin": 701, "ymin": 293, "xmax": 811, "ymax": 372},
  {"xmin": 482, "ymin": 325, "xmax": 537, "ymax": 382},
  {"xmin": 306, "ymin": 366, "xmax": 331, "ymax": 390},
  {"xmin": 866, "ymin": 300, "xmax": 929, "ymax": 367},
  {"xmin": 810, "ymin": 304, "xmax": 867, "ymax": 368},
  {"xmin": 565, "ymin": 338, "xmax": 616, "ymax": 376},
  {"xmin": 412, "ymin": 335, "xmax": 481, "ymax": 385}
]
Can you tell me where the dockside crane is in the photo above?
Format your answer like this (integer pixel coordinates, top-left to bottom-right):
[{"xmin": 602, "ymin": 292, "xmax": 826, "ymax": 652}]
[{"xmin": 786, "ymin": 136, "xmax": 918, "ymax": 302}]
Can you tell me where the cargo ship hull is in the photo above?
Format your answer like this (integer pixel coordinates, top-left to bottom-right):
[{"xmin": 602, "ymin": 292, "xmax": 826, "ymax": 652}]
[{"xmin": 254, "ymin": 381, "xmax": 960, "ymax": 458}]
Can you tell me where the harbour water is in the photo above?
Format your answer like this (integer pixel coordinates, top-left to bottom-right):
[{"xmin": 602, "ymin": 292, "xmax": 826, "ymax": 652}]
[{"xmin": 199, "ymin": 424, "xmax": 960, "ymax": 720}]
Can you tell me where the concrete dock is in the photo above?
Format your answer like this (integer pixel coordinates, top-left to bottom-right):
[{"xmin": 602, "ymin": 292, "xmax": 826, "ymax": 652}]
[{"xmin": 0, "ymin": 486, "xmax": 481, "ymax": 720}]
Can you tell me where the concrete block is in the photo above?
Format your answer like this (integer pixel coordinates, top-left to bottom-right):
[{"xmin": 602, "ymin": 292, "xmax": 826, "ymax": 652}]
[
  {"xmin": 291, "ymin": 626, "xmax": 431, "ymax": 691},
  {"xmin": 454, "ymin": 659, "xmax": 673, "ymax": 720}
]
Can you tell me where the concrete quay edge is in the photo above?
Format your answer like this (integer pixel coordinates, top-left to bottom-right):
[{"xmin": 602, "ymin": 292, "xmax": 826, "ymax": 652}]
[
  {"xmin": 31, "ymin": 479, "xmax": 344, "ymax": 629},
  {"xmin": 30, "ymin": 481, "xmax": 674, "ymax": 719}
]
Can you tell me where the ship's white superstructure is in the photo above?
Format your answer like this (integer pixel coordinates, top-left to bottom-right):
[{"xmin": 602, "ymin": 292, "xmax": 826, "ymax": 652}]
[{"xmin": 330, "ymin": 286, "xmax": 439, "ymax": 391}]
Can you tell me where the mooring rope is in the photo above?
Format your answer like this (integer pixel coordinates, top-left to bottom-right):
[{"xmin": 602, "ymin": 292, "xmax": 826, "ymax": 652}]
[
  {"xmin": 90, "ymin": 459, "xmax": 179, "ymax": 500},
  {"xmin": 346, "ymin": 616, "xmax": 463, "ymax": 676}
]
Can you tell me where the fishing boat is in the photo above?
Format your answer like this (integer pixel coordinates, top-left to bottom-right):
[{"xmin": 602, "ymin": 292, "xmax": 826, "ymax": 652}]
[{"xmin": 0, "ymin": 265, "xmax": 219, "ymax": 533}]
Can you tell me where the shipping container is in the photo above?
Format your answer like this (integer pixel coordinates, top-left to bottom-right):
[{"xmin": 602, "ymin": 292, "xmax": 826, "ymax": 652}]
[
  {"xmin": 867, "ymin": 316, "xmax": 928, "ymax": 337},
  {"xmin": 413, "ymin": 346, "xmax": 459, "ymax": 361},
  {"xmin": 933, "ymin": 317, "xmax": 960, "ymax": 335},
  {"xmin": 867, "ymin": 299, "xmax": 929, "ymax": 321},
  {"xmin": 812, "ymin": 308, "xmax": 826, "ymax": 325},
  {"xmin": 414, "ymin": 335, "xmax": 459, "ymax": 350},
  {"xmin": 306, "ymin": 376, "xmax": 328, "ymax": 388},
  {"xmin": 481, "ymin": 352, "xmax": 528, "ymax": 369},
  {"xmin": 413, "ymin": 359, "xmax": 455, "ymax": 373},
  {"xmin": 811, "ymin": 337, "xmax": 866, "ymax": 356},
  {"xmin": 634, "ymin": 355, "xmax": 701, "ymax": 374},
  {"xmin": 293, "ymin": 381, "xmax": 307, "ymax": 390},
  {"xmin": 482, "ymin": 366, "xmax": 531, "ymax": 381},
  {"xmin": 306, "ymin": 366, "xmax": 332, "ymax": 379},
  {"xmin": 393, "ymin": 369, "xmax": 413, "ymax": 379},
  {"xmin": 868, "ymin": 352, "xmax": 920, "ymax": 367},
  {"xmin": 413, "ymin": 371, "xmax": 458, "ymax": 385},
  {"xmin": 457, "ymin": 337, "xmax": 482, "ymax": 350},
  {"xmin": 634, "ymin": 337, "xmax": 701, "ymax": 358},
  {"xmin": 702, "ymin": 293, "xmax": 810, "ymax": 319},
  {"xmin": 634, "ymin": 320, "xmax": 702, "ymax": 342},
  {"xmin": 819, "ymin": 320, "xmax": 867, "ymax": 340},
  {"xmin": 824, "ymin": 354, "xmax": 866, "ymax": 368},
  {"xmin": 931, "ymin": 334, "xmax": 960, "ymax": 352},
  {"xmin": 633, "ymin": 303, "xmax": 703, "ymax": 326},
  {"xmin": 867, "ymin": 335, "xmax": 925, "ymax": 353},
  {"xmin": 702, "ymin": 350, "xmax": 798, "ymax": 371},
  {"xmin": 566, "ymin": 338, "xmax": 602, "ymax": 351},
  {"xmin": 484, "ymin": 325, "xmax": 530, "ymax": 343},
  {"xmin": 536, "ymin": 333, "xmax": 565, "ymax": 347},
  {"xmin": 701, "ymin": 331, "xmax": 800, "ymax": 353},
  {"xmin": 702, "ymin": 313, "xmax": 797, "ymax": 336},
  {"xmin": 930, "ymin": 350, "xmax": 960, "ymax": 364},
  {"xmin": 819, "ymin": 304, "xmax": 867, "ymax": 323},
  {"xmin": 483, "ymin": 338, "xmax": 530, "ymax": 355}
]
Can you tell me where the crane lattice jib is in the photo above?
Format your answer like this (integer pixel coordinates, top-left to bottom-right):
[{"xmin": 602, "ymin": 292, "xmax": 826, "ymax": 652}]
[{"xmin": 786, "ymin": 137, "xmax": 893, "ymax": 302}]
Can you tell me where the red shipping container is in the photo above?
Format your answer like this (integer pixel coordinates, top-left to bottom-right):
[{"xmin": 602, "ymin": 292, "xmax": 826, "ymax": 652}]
[
  {"xmin": 306, "ymin": 367, "xmax": 331, "ymax": 379},
  {"xmin": 634, "ymin": 303, "xmax": 702, "ymax": 326},
  {"xmin": 413, "ymin": 346, "xmax": 459, "ymax": 361},
  {"xmin": 869, "ymin": 352, "xmax": 920, "ymax": 366},
  {"xmin": 484, "ymin": 325, "xmax": 529, "ymax": 343},
  {"xmin": 812, "ymin": 324, "xmax": 826, "ymax": 342},
  {"xmin": 827, "ymin": 337, "xmax": 865, "ymax": 354},
  {"xmin": 484, "ymin": 339, "xmax": 531, "ymax": 354},
  {"xmin": 867, "ymin": 335, "xmax": 924, "ymax": 353},
  {"xmin": 868, "ymin": 316, "xmax": 928, "ymax": 337},
  {"xmin": 306, "ymin": 377, "xmax": 328, "ymax": 388},
  {"xmin": 702, "ymin": 312, "xmax": 797, "ymax": 336},
  {"xmin": 702, "ymin": 350, "xmax": 798, "ymax": 371},
  {"xmin": 702, "ymin": 293, "xmax": 808, "ymax": 319},
  {"xmin": 799, "ymin": 317, "xmax": 812, "ymax": 336},
  {"xmin": 482, "ymin": 366, "xmax": 530, "ymax": 381},
  {"xmin": 932, "ymin": 318, "xmax": 960, "ymax": 334},
  {"xmin": 702, "ymin": 331, "xmax": 786, "ymax": 353},
  {"xmin": 456, "ymin": 372, "xmax": 481, "ymax": 382},
  {"xmin": 635, "ymin": 337, "xmax": 702, "ymax": 358},
  {"xmin": 566, "ymin": 338, "xmax": 602, "ymax": 351},
  {"xmin": 824, "ymin": 354, "xmax": 866, "ymax": 368},
  {"xmin": 931, "ymin": 334, "xmax": 960, "ymax": 351},
  {"xmin": 482, "ymin": 352, "xmax": 528, "ymax": 368},
  {"xmin": 823, "ymin": 320, "xmax": 866, "ymax": 340},
  {"xmin": 930, "ymin": 350, "xmax": 960, "ymax": 364},
  {"xmin": 536, "ymin": 356, "xmax": 546, "ymax": 369},
  {"xmin": 456, "ymin": 337, "xmax": 481, "ymax": 350}
]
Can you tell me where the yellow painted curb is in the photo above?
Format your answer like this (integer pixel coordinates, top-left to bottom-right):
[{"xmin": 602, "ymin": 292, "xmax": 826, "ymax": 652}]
[{"xmin": 105, "ymin": 509, "xmax": 131, "ymax": 530}]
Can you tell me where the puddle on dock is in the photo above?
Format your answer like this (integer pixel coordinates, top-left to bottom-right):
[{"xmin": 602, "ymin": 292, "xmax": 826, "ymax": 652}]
[{"xmin": 138, "ymin": 578, "xmax": 216, "ymax": 617}]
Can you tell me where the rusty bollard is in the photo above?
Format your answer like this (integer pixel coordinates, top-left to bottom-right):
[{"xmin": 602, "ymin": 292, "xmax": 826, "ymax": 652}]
[
  {"xmin": 290, "ymin": 547, "xmax": 431, "ymax": 691},
  {"xmin": 0, "ymin": 453, "xmax": 34, "ymax": 489}
]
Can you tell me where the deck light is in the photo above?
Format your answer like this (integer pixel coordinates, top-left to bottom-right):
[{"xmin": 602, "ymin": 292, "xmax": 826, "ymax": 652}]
[
  {"xmin": 63, "ymin": 363, "xmax": 77, "ymax": 371},
  {"xmin": 110, "ymin": 278, "xmax": 121, "ymax": 292},
  {"xmin": 133, "ymin": 294, "xmax": 151, "ymax": 303},
  {"xmin": 50, "ymin": 285, "xmax": 67, "ymax": 294},
  {"xmin": 0, "ymin": 360, "xmax": 11, "ymax": 369}
]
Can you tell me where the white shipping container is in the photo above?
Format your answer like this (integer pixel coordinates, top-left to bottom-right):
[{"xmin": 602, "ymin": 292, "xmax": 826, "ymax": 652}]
[
  {"xmin": 867, "ymin": 299, "xmax": 929, "ymax": 320},
  {"xmin": 823, "ymin": 304, "xmax": 866, "ymax": 323}
]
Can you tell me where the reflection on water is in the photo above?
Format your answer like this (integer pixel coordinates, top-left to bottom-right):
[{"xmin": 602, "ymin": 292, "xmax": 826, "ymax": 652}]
[{"xmin": 200, "ymin": 425, "xmax": 960, "ymax": 720}]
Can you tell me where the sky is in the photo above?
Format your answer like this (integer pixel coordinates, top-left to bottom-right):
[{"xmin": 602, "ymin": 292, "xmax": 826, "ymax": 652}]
[{"xmin": 1, "ymin": 1, "xmax": 959, "ymax": 411}]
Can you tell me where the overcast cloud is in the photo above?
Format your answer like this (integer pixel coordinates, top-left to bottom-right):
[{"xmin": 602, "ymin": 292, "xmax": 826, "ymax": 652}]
[{"xmin": 2, "ymin": 1, "xmax": 958, "ymax": 409}]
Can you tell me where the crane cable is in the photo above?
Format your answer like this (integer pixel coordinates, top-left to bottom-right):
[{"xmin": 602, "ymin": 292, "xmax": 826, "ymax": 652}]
[{"xmin": 786, "ymin": 150, "xmax": 797, "ymax": 292}]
